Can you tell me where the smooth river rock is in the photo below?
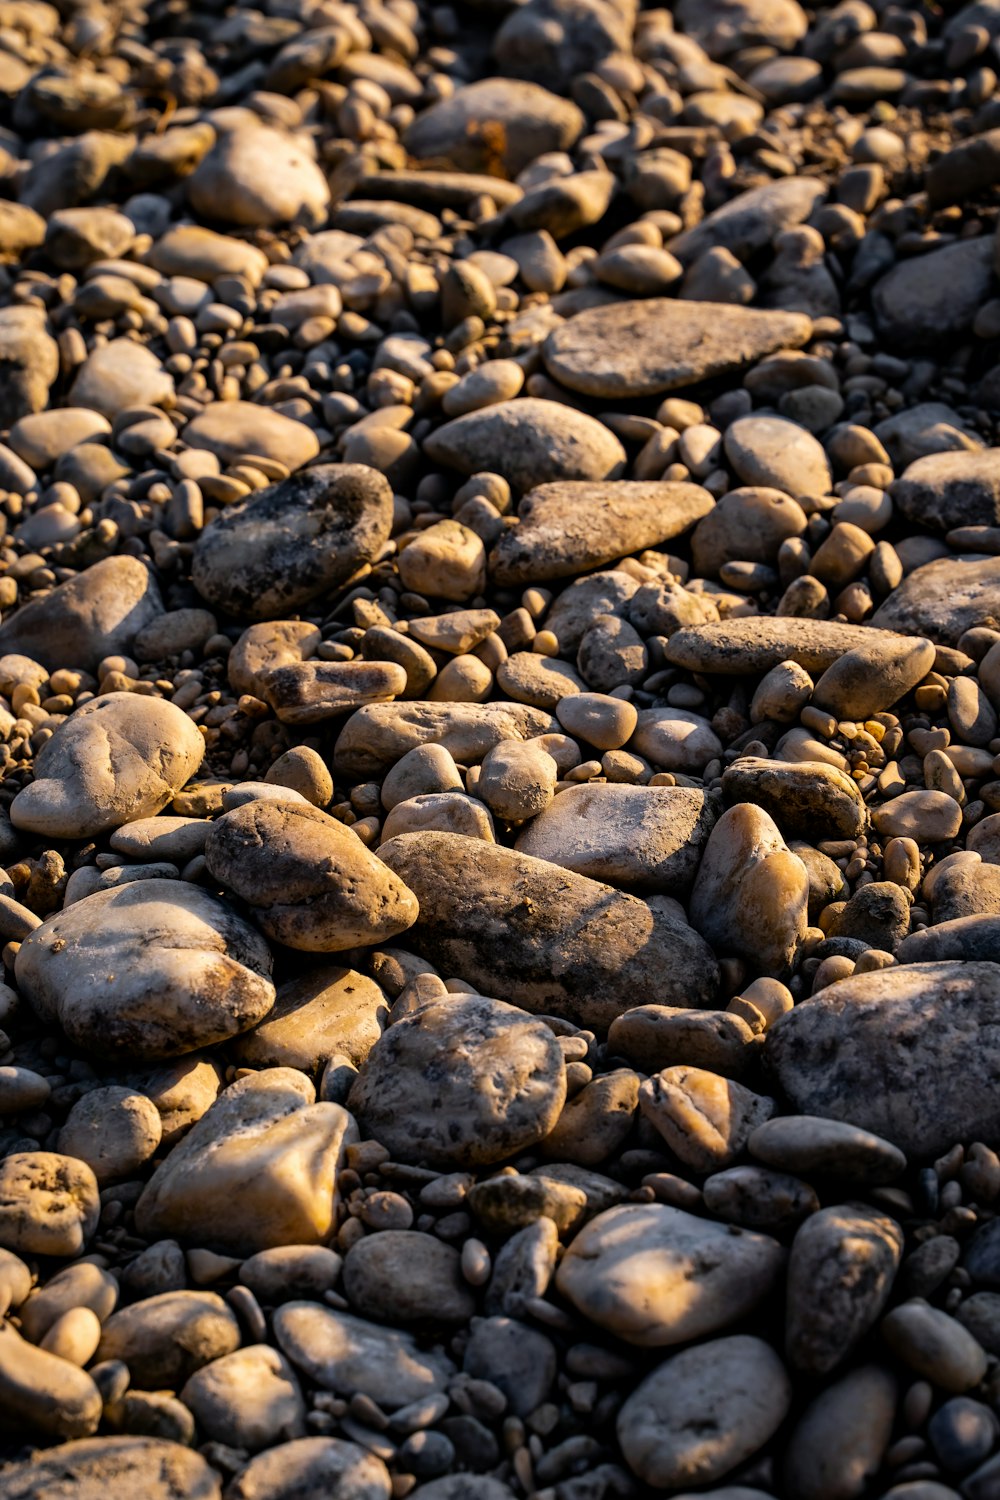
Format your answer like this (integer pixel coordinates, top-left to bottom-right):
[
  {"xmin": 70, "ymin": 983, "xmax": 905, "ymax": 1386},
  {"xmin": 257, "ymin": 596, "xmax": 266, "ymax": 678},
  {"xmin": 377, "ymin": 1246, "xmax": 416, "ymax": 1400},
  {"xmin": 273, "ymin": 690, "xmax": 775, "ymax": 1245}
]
[
  {"xmin": 423, "ymin": 398, "xmax": 626, "ymax": 491},
  {"xmin": 0, "ymin": 554, "xmax": 162, "ymax": 673}
]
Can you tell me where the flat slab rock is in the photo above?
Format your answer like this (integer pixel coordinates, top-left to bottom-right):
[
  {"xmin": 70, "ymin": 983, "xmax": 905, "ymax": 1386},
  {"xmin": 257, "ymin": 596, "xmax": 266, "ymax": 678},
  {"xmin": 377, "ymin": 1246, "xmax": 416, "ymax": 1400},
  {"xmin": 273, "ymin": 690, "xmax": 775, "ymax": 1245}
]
[
  {"xmin": 871, "ymin": 553, "xmax": 1000, "ymax": 644},
  {"xmin": 377, "ymin": 830, "xmax": 719, "ymax": 1031},
  {"xmin": 543, "ymin": 298, "xmax": 812, "ymax": 398},
  {"xmin": 765, "ymin": 960, "xmax": 1000, "ymax": 1157},
  {"xmin": 666, "ymin": 617, "xmax": 916, "ymax": 674},
  {"xmin": 488, "ymin": 479, "xmax": 714, "ymax": 584}
]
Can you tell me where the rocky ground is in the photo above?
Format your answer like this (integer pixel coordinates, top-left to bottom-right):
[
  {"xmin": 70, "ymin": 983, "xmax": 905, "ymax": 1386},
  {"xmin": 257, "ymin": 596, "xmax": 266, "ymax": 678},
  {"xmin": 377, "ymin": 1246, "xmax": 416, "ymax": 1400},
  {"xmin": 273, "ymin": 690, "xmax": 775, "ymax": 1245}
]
[{"xmin": 5, "ymin": 0, "xmax": 1000, "ymax": 1498}]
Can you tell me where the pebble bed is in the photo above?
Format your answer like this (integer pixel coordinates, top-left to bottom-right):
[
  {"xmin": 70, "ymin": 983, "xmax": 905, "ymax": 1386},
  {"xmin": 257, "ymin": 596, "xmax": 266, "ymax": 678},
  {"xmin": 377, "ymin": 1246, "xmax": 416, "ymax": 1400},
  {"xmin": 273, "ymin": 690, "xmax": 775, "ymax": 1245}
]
[{"xmin": 2, "ymin": 0, "xmax": 1000, "ymax": 1498}]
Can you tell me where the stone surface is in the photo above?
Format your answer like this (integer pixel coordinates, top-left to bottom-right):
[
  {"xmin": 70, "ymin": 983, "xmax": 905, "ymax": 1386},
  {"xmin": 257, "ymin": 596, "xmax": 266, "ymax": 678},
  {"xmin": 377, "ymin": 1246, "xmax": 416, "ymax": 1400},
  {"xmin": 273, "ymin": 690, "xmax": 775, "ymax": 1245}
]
[
  {"xmin": 274, "ymin": 1303, "xmax": 455, "ymax": 1409},
  {"xmin": 405, "ymin": 79, "xmax": 583, "ymax": 178},
  {"xmin": 0, "ymin": 555, "xmax": 162, "ymax": 673},
  {"xmin": 872, "ymin": 554, "xmax": 1000, "ymax": 644},
  {"xmin": 423, "ymin": 399, "xmax": 625, "ymax": 490},
  {"xmin": 378, "ymin": 831, "xmax": 719, "ymax": 1030},
  {"xmin": 666, "ymin": 617, "xmax": 918, "ymax": 674},
  {"xmin": 0, "ymin": 1438, "xmax": 221, "ymax": 1500}
]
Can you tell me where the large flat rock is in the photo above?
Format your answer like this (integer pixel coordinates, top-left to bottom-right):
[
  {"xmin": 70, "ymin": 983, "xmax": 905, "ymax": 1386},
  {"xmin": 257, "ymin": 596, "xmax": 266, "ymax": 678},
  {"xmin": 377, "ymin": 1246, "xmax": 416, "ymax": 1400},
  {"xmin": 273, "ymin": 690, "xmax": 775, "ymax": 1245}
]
[
  {"xmin": 665, "ymin": 617, "xmax": 914, "ymax": 675},
  {"xmin": 543, "ymin": 298, "xmax": 812, "ymax": 399}
]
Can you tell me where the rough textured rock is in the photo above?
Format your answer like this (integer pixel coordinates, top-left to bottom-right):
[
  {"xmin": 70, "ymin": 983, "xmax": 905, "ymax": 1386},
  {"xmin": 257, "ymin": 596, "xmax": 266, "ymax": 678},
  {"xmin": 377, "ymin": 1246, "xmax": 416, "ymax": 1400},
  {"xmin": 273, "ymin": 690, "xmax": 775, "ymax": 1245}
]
[
  {"xmin": 544, "ymin": 298, "xmax": 812, "ymax": 398},
  {"xmin": 378, "ymin": 831, "xmax": 719, "ymax": 1029},
  {"xmin": 766, "ymin": 961, "xmax": 1000, "ymax": 1156},
  {"xmin": 335, "ymin": 702, "xmax": 559, "ymax": 778},
  {"xmin": 666, "ymin": 617, "xmax": 918, "ymax": 674},
  {"xmin": 274, "ymin": 1304, "xmax": 455, "ymax": 1409},
  {"xmin": 192, "ymin": 465, "xmax": 394, "ymax": 621},
  {"xmin": 892, "ymin": 450, "xmax": 1000, "ymax": 532},
  {"xmin": 404, "ymin": 79, "xmax": 583, "ymax": 178},
  {"xmin": 0, "ymin": 1438, "xmax": 222, "ymax": 1500},
  {"xmin": 872, "ymin": 554, "xmax": 1000, "ymax": 644},
  {"xmin": 0, "ymin": 555, "xmax": 162, "ymax": 673}
]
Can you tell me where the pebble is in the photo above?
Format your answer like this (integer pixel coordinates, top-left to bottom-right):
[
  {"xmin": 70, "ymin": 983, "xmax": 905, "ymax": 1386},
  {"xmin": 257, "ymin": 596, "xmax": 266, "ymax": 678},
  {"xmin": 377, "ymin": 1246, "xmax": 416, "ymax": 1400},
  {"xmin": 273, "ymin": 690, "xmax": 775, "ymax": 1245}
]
[
  {"xmin": 423, "ymin": 399, "xmax": 626, "ymax": 491},
  {"xmin": 690, "ymin": 802, "xmax": 809, "ymax": 975},
  {"xmin": 96, "ymin": 1291, "xmax": 239, "ymax": 1389},
  {"xmin": 226, "ymin": 1437, "xmax": 391, "ymax": 1500},
  {"xmin": 180, "ymin": 1344, "xmax": 306, "ymax": 1451},
  {"xmin": 344, "ymin": 1232, "xmax": 475, "ymax": 1324},
  {"xmin": 882, "ymin": 1301, "xmax": 989, "ymax": 1393},
  {"xmin": 273, "ymin": 1303, "xmax": 455, "ymax": 1409},
  {"xmin": 0, "ymin": 554, "xmax": 162, "ymax": 673},
  {"xmin": 785, "ymin": 1204, "xmax": 904, "ymax": 1373},
  {"xmin": 0, "ymin": 1151, "xmax": 99, "ymax": 1257}
]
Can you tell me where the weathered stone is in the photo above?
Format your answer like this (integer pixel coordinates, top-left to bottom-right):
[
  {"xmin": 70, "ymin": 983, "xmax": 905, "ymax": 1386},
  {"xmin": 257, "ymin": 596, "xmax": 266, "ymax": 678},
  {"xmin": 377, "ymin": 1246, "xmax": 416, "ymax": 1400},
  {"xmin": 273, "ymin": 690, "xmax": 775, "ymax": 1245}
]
[
  {"xmin": 0, "ymin": 555, "xmax": 162, "ymax": 673},
  {"xmin": 335, "ymin": 702, "xmax": 558, "ymax": 778},
  {"xmin": 423, "ymin": 399, "xmax": 625, "ymax": 490}
]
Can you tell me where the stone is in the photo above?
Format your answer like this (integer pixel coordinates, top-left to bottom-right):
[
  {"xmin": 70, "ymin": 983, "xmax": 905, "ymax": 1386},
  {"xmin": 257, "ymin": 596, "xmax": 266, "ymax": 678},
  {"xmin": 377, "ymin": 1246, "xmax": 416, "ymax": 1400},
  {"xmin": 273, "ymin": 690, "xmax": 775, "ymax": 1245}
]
[
  {"xmin": 873, "ymin": 237, "xmax": 995, "ymax": 348},
  {"xmin": 135, "ymin": 1068, "xmax": 356, "ymax": 1254},
  {"xmin": 146, "ymin": 224, "xmax": 269, "ymax": 284},
  {"xmin": 670, "ymin": 176, "xmax": 825, "ymax": 264},
  {"xmin": 0, "ymin": 1152, "xmax": 99, "ymax": 1258},
  {"xmin": 748, "ymin": 1114, "xmax": 907, "ymax": 1183},
  {"xmin": 16, "ymin": 880, "xmax": 274, "ymax": 1059},
  {"xmin": 239, "ymin": 1247, "xmax": 343, "ymax": 1306},
  {"xmin": 724, "ymin": 414, "xmax": 832, "ymax": 499},
  {"xmin": 555, "ymin": 1203, "xmax": 784, "ymax": 1346},
  {"xmin": 261, "ymin": 661, "xmax": 407, "ymax": 723},
  {"xmin": 782, "ymin": 1365, "xmax": 898, "ymax": 1500},
  {"xmin": 183, "ymin": 401, "xmax": 320, "ymax": 471},
  {"xmin": 871, "ymin": 791, "xmax": 963, "ymax": 844},
  {"xmin": 813, "ymin": 634, "xmax": 936, "ymax": 719},
  {"xmin": 343, "ymin": 1232, "xmax": 475, "ymax": 1323},
  {"xmin": 347, "ymin": 993, "xmax": 566, "ymax": 1168},
  {"xmin": 639, "ymin": 1066, "xmax": 775, "ymax": 1172},
  {"xmin": 494, "ymin": 0, "xmax": 631, "ymax": 90},
  {"xmin": 335, "ymin": 702, "xmax": 558, "ymax": 778},
  {"xmin": 722, "ymin": 756, "xmax": 868, "ymax": 840},
  {"xmin": 0, "ymin": 306, "xmax": 59, "ymax": 424},
  {"xmin": 488, "ymin": 480, "xmax": 714, "ymax": 584},
  {"xmin": 226, "ymin": 1438, "xmax": 391, "ymax": 1500},
  {"xmin": 692, "ymin": 487, "xmax": 808, "ymax": 576},
  {"xmin": 629, "ymin": 709, "xmax": 723, "ymax": 772},
  {"xmin": 495, "ymin": 652, "xmax": 584, "ymax": 708},
  {"xmin": 0, "ymin": 1438, "xmax": 221, "ymax": 1500},
  {"xmin": 676, "ymin": 0, "xmax": 807, "ymax": 55},
  {"xmin": 399, "ymin": 520, "xmax": 486, "ymax": 602},
  {"xmin": 232, "ymin": 966, "xmax": 387, "ymax": 1074},
  {"xmin": 555, "ymin": 692, "xmax": 638, "ymax": 750},
  {"xmin": 423, "ymin": 399, "xmax": 625, "ymax": 491},
  {"xmin": 11, "ymin": 692, "xmax": 204, "ymax": 839},
  {"xmin": 109, "ymin": 816, "xmax": 211, "ymax": 864},
  {"xmin": 463, "ymin": 1315, "xmax": 556, "ymax": 1416},
  {"xmin": 666, "ymin": 616, "xmax": 917, "ymax": 675},
  {"xmin": 180, "ymin": 1344, "xmax": 306, "ymax": 1451},
  {"xmin": 702, "ymin": 1165, "xmax": 819, "ymax": 1232},
  {"xmin": 196, "ymin": 462, "xmax": 395, "ymax": 615},
  {"xmin": 514, "ymin": 783, "xmax": 716, "ymax": 892},
  {"xmin": 539, "ymin": 1069, "xmax": 639, "ymax": 1166},
  {"xmin": 609, "ymin": 1005, "xmax": 759, "ymax": 1078},
  {"xmin": 873, "ymin": 554, "xmax": 1000, "ymax": 644},
  {"xmin": 205, "ymin": 800, "xmax": 417, "ymax": 952},
  {"xmin": 617, "ymin": 1335, "xmax": 792, "ymax": 1488},
  {"xmin": 893, "ymin": 451, "xmax": 1000, "ymax": 532},
  {"xmin": 0, "ymin": 202, "xmax": 46, "ymax": 262},
  {"xmin": 404, "ymin": 79, "xmax": 583, "ymax": 179},
  {"xmin": 0, "ymin": 1327, "xmax": 102, "ymax": 1440},
  {"xmin": 57, "ymin": 1086, "xmax": 162, "ymax": 1184},
  {"xmin": 690, "ymin": 803, "xmax": 809, "ymax": 975},
  {"xmin": 543, "ymin": 299, "xmax": 812, "ymax": 399},
  {"xmin": 766, "ymin": 960, "xmax": 1000, "ymax": 1156},
  {"xmin": 785, "ymin": 1204, "xmax": 904, "ymax": 1372},
  {"xmin": 187, "ymin": 124, "xmax": 329, "ymax": 227},
  {"xmin": 882, "ymin": 1301, "xmax": 988, "ymax": 1393},
  {"xmin": 96, "ymin": 1291, "xmax": 239, "ymax": 1389},
  {"xmin": 0, "ymin": 554, "xmax": 162, "ymax": 674},
  {"xmin": 378, "ymin": 831, "xmax": 719, "ymax": 1030},
  {"xmin": 274, "ymin": 1303, "xmax": 454, "ymax": 1409},
  {"xmin": 70, "ymin": 338, "xmax": 174, "ymax": 418}
]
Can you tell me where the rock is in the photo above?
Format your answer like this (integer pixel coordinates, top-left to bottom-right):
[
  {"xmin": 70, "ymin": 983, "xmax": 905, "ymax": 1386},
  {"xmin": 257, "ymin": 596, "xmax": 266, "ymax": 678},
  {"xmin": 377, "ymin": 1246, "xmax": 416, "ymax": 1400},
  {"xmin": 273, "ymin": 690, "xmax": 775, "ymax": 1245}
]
[
  {"xmin": 57, "ymin": 1086, "xmax": 162, "ymax": 1184},
  {"xmin": 882, "ymin": 1301, "xmax": 988, "ymax": 1393},
  {"xmin": 226, "ymin": 1438, "xmax": 391, "ymax": 1500},
  {"xmin": 274, "ymin": 1303, "xmax": 454, "ymax": 1409},
  {"xmin": 205, "ymin": 800, "xmax": 417, "ymax": 951},
  {"xmin": 183, "ymin": 402, "xmax": 319, "ymax": 473},
  {"xmin": 871, "ymin": 791, "xmax": 963, "ymax": 844},
  {"xmin": 543, "ymin": 299, "xmax": 812, "ymax": 399},
  {"xmin": 109, "ymin": 816, "xmax": 210, "ymax": 863},
  {"xmin": 766, "ymin": 960, "xmax": 1000, "ymax": 1156},
  {"xmin": 748, "ymin": 1114, "xmax": 907, "ymax": 1184},
  {"xmin": 145, "ymin": 223, "xmax": 269, "ymax": 283},
  {"xmin": 724, "ymin": 414, "xmax": 832, "ymax": 499},
  {"xmin": 628, "ymin": 708, "xmax": 722, "ymax": 772},
  {"xmin": 464, "ymin": 1315, "xmax": 556, "ymax": 1416},
  {"xmin": 96, "ymin": 1292, "xmax": 240, "ymax": 1388},
  {"xmin": 539, "ymin": 1069, "xmax": 639, "ymax": 1166},
  {"xmin": 690, "ymin": 803, "xmax": 809, "ymax": 975},
  {"xmin": 191, "ymin": 465, "xmax": 393, "ymax": 621},
  {"xmin": 702, "ymin": 1165, "xmax": 818, "ymax": 1232},
  {"xmin": 892, "ymin": 451, "xmax": 1000, "ymax": 532},
  {"xmin": 232, "ymin": 966, "xmax": 387, "ymax": 1074},
  {"xmin": 377, "ymin": 832, "xmax": 719, "ymax": 1030},
  {"xmin": 70, "ymin": 338, "xmax": 174, "ymax": 417},
  {"xmin": 0, "ymin": 306, "xmax": 59, "ymax": 424},
  {"xmin": 239, "ymin": 1247, "xmax": 343, "ymax": 1306},
  {"xmin": 782, "ymin": 1365, "xmax": 898, "ymax": 1500},
  {"xmin": 0, "ymin": 1438, "xmax": 221, "ymax": 1500},
  {"xmin": 676, "ymin": 0, "xmax": 807, "ymax": 55},
  {"xmin": 785, "ymin": 1204, "xmax": 904, "ymax": 1373},
  {"xmin": 873, "ymin": 554, "xmax": 1000, "ymax": 644},
  {"xmin": 347, "ymin": 993, "xmax": 566, "ymax": 1168},
  {"xmin": 0, "ymin": 1151, "xmax": 99, "ymax": 1257},
  {"xmin": 488, "ymin": 480, "xmax": 714, "ymax": 584},
  {"xmin": 639, "ymin": 1066, "xmax": 775, "ymax": 1172},
  {"xmin": 11, "ymin": 692, "xmax": 204, "ymax": 839},
  {"xmin": 617, "ymin": 1335, "xmax": 792, "ymax": 1488},
  {"xmin": 423, "ymin": 399, "xmax": 625, "ymax": 491},
  {"xmin": 45, "ymin": 207, "xmax": 134, "ymax": 269},
  {"xmin": 666, "ymin": 617, "xmax": 918, "ymax": 675},
  {"xmin": 495, "ymin": 652, "xmax": 584, "ymax": 708},
  {"xmin": 399, "ymin": 520, "xmax": 486, "ymax": 602},
  {"xmin": 343, "ymin": 1232, "xmax": 475, "ymax": 1323},
  {"xmin": 873, "ymin": 237, "xmax": 995, "ymax": 349},
  {"xmin": 555, "ymin": 1203, "xmax": 784, "ymax": 1345},
  {"xmin": 721, "ymin": 757, "xmax": 868, "ymax": 840},
  {"xmin": 187, "ymin": 124, "xmax": 329, "ymax": 227},
  {"xmin": 260, "ymin": 660, "xmax": 407, "ymax": 723},
  {"xmin": 812, "ymin": 634, "xmax": 936, "ymax": 719},
  {"xmin": 16, "ymin": 879, "xmax": 274, "ymax": 1059},
  {"xmin": 692, "ymin": 487, "xmax": 808, "ymax": 576},
  {"xmin": 180, "ymin": 1345, "xmax": 306, "ymax": 1451},
  {"xmin": 670, "ymin": 176, "xmax": 825, "ymax": 264},
  {"xmin": 335, "ymin": 702, "xmax": 558, "ymax": 778},
  {"xmin": 609, "ymin": 1005, "xmax": 760, "ymax": 1078},
  {"xmin": 0, "ymin": 202, "xmax": 46, "ymax": 262},
  {"xmin": 555, "ymin": 692, "xmax": 638, "ymax": 750},
  {"xmin": 0, "ymin": 554, "xmax": 162, "ymax": 674},
  {"xmin": 478, "ymin": 739, "xmax": 558, "ymax": 821},
  {"xmin": 404, "ymin": 79, "xmax": 583, "ymax": 179},
  {"xmin": 135, "ymin": 1068, "xmax": 357, "ymax": 1254},
  {"xmin": 515, "ymin": 783, "xmax": 716, "ymax": 892}
]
